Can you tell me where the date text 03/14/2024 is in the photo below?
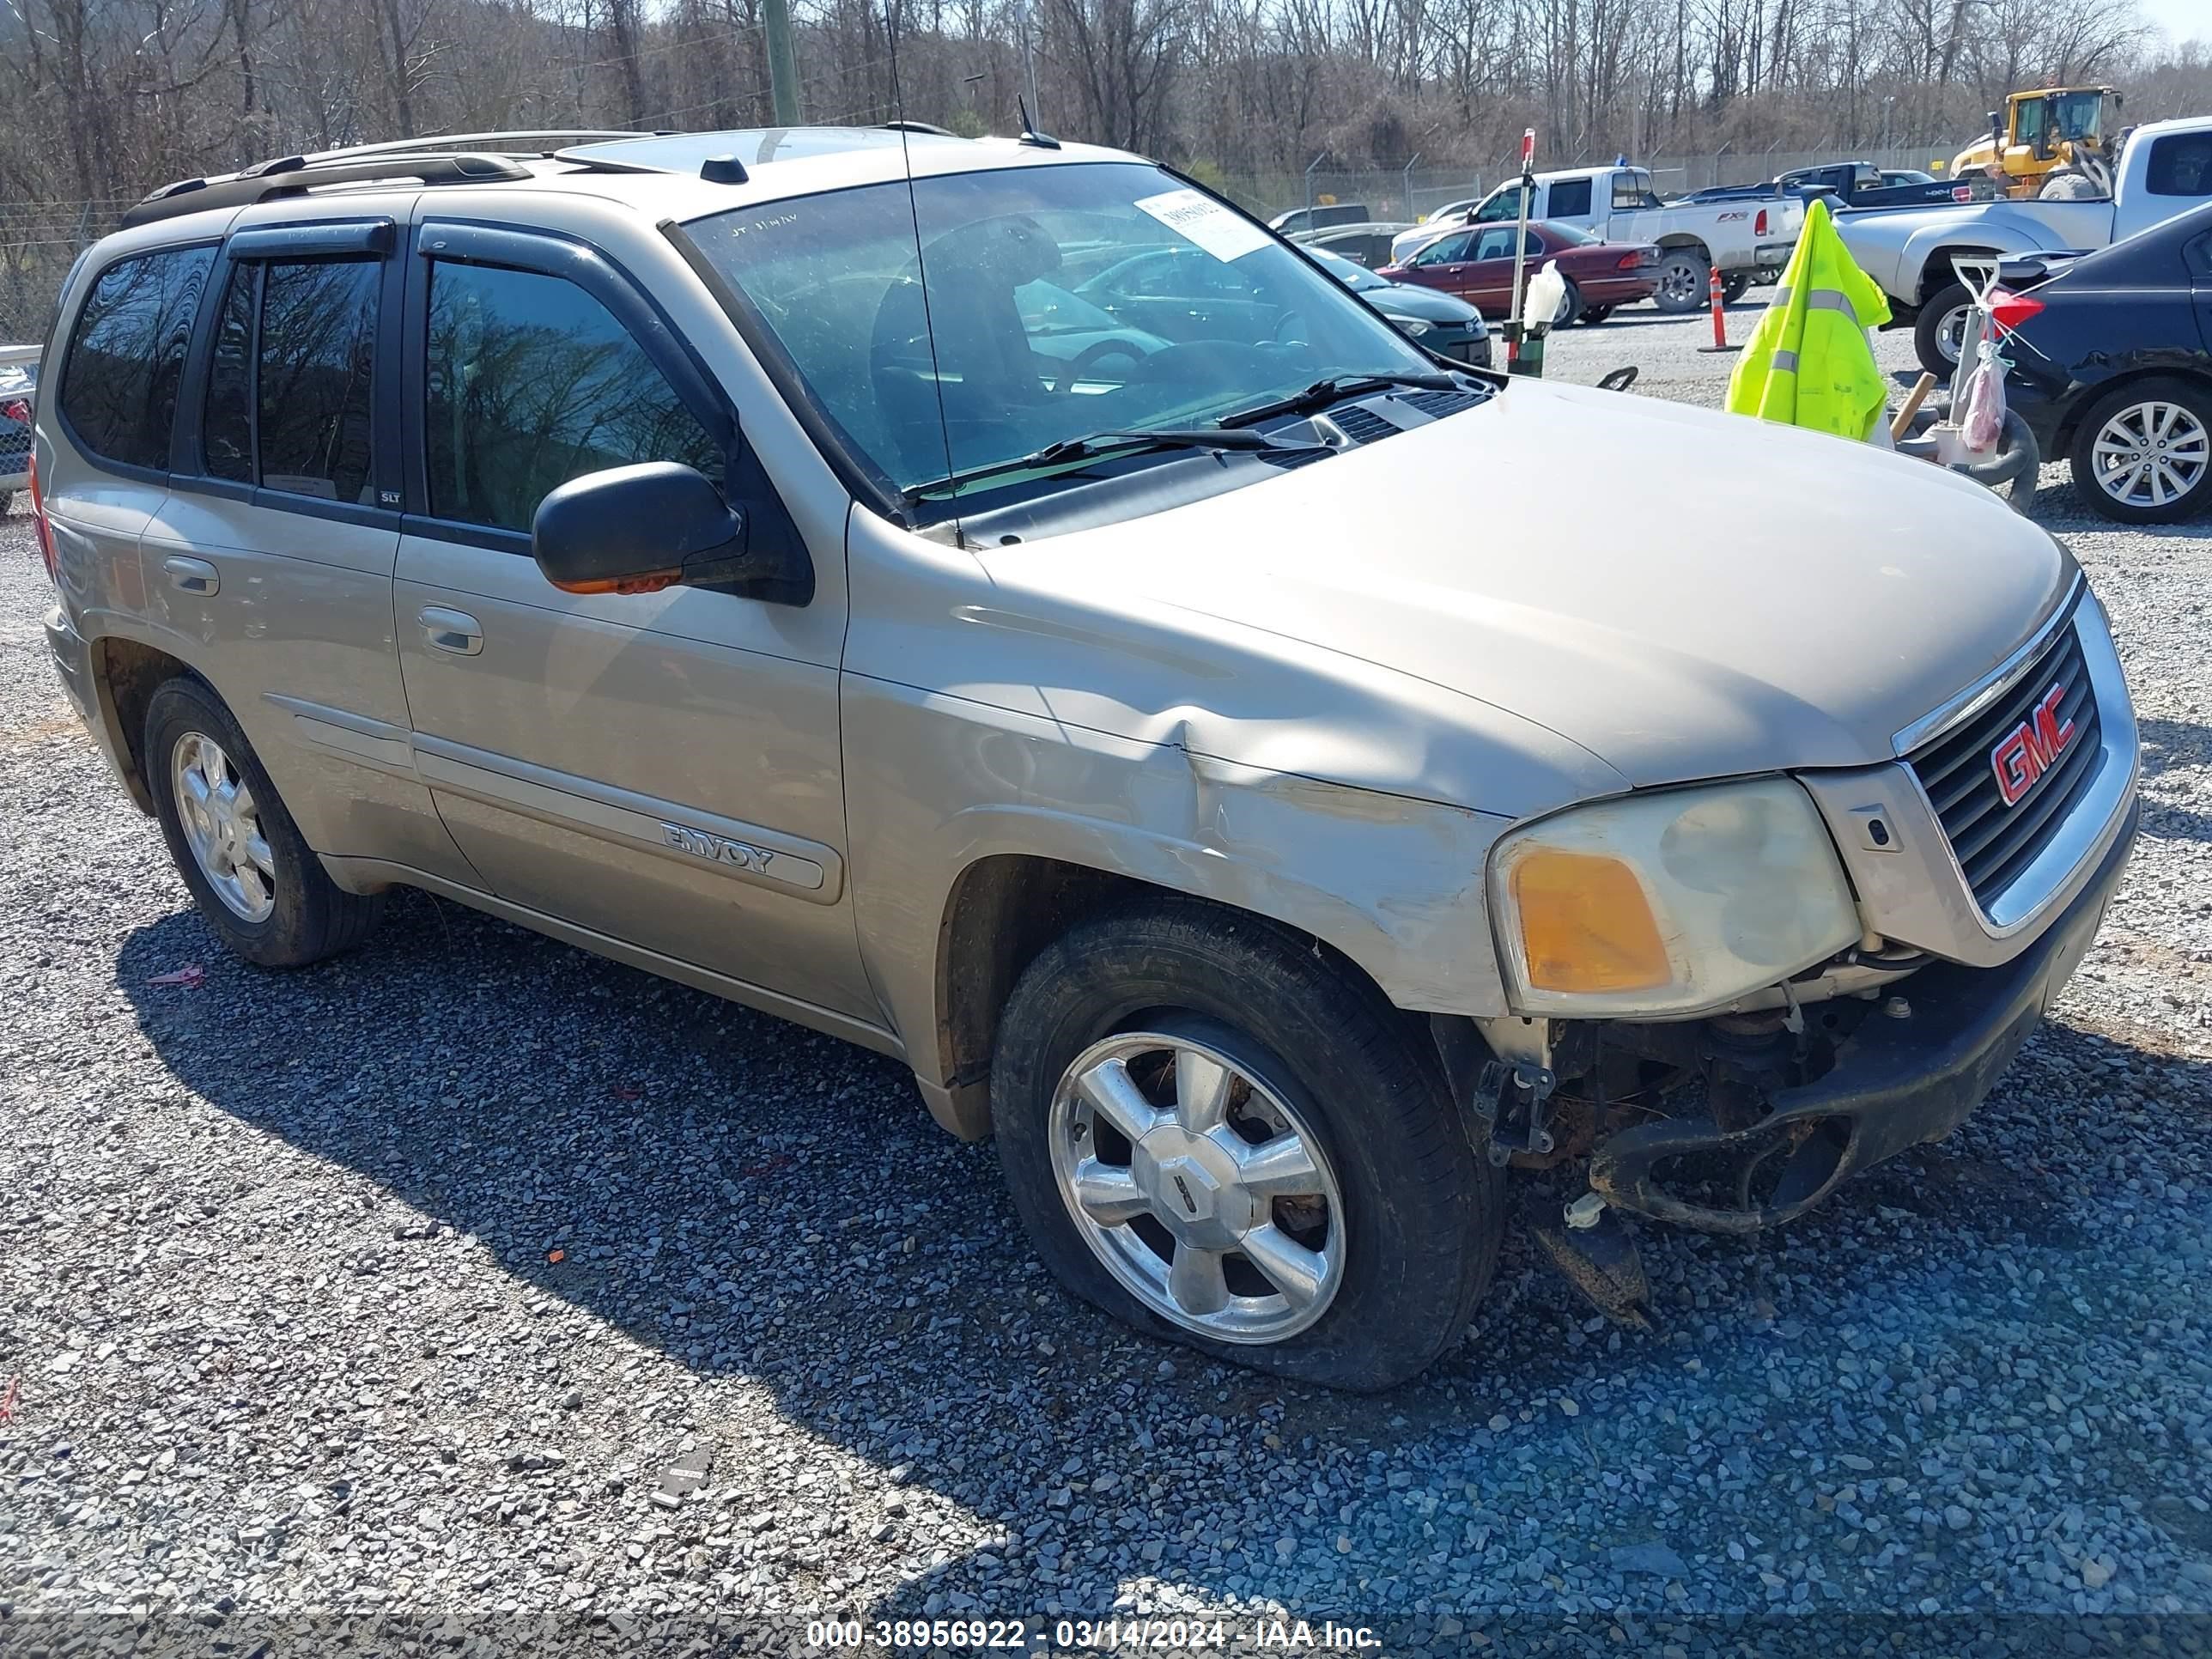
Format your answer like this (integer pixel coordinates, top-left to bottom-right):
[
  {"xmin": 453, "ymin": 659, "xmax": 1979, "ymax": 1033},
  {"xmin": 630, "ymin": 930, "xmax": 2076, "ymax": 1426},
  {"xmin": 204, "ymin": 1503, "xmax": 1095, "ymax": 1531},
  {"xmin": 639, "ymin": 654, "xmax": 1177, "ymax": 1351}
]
[{"xmin": 803, "ymin": 1618, "xmax": 1383, "ymax": 1650}]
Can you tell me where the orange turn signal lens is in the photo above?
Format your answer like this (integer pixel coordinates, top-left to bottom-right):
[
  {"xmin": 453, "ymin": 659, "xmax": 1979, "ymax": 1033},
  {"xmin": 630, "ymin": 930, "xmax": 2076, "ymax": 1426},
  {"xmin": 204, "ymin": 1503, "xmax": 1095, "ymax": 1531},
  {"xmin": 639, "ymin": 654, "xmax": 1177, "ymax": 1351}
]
[
  {"xmin": 1508, "ymin": 848, "xmax": 1670, "ymax": 994},
  {"xmin": 551, "ymin": 568, "xmax": 682, "ymax": 596}
]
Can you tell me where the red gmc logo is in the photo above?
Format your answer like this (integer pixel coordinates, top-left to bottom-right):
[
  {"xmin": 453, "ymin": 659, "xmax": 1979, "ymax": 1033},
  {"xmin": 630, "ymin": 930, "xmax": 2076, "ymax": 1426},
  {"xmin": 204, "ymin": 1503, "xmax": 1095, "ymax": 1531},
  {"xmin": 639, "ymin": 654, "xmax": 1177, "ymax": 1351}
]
[{"xmin": 1989, "ymin": 685, "xmax": 2076, "ymax": 806}]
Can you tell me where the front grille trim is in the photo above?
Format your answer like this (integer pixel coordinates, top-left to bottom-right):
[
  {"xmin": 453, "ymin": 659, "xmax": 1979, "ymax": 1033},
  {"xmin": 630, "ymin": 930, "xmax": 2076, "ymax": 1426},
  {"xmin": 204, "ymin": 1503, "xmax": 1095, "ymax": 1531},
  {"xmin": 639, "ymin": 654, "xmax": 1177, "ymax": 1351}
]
[
  {"xmin": 1891, "ymin": 573, "xmax": 2083, "ymax": 756},
  {"xmin": 1903, "ymin": 595, "xmax": 2109, "ymax": 920}
]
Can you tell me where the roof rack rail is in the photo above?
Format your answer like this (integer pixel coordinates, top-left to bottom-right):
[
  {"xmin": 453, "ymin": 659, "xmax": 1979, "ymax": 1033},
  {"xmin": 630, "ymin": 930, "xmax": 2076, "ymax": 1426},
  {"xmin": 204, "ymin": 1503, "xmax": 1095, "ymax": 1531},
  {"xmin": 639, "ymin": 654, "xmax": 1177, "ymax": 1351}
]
[
  {"xmin": 124, "ymin": 152, "xmax": 532, "ymax": 231},
  {"xmin": 883, "ymin": 120, "xmax": 957, "ymax": 137},
  {"xmin": 279, "ymin": 131, "xmax": 669, "ymax": 169}
]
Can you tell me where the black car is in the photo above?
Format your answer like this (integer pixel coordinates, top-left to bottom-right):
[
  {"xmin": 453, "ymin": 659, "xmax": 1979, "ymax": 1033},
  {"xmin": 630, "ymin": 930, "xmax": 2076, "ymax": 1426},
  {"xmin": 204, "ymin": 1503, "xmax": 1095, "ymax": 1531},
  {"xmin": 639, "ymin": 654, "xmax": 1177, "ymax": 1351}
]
[
  {"xmin": 2002, "ymin": 199, "xmax": 2212, "ymax": 524},
  {"xmin": 1303, "ymin": 245, "xmax": 1492, "ymax": 368}
]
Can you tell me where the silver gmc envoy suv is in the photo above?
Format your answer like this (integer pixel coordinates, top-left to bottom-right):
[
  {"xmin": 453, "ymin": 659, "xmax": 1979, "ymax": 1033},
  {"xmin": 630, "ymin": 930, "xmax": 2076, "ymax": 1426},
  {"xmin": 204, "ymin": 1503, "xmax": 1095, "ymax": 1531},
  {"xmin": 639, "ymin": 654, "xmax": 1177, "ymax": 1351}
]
[{"xmin": 33, "ymin": 126, "xmax": 2140, "ymax": 1389}]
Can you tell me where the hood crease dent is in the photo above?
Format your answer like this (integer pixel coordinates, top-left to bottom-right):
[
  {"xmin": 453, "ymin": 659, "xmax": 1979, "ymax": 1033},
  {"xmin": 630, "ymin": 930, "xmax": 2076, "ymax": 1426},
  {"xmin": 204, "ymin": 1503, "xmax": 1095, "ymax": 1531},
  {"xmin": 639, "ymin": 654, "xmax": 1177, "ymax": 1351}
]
[{"xmin": 976, "ymin": 377, "xmax": 2069, "ymax": 812}]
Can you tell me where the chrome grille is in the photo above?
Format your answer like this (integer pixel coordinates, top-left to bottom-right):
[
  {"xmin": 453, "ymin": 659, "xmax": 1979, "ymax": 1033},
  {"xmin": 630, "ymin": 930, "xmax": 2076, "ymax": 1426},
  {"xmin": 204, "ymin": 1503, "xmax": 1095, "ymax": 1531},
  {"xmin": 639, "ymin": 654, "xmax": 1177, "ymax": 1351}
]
[{"xmin": 1907, "ymin": 612, "xmax": 2100, "ymax": 908}]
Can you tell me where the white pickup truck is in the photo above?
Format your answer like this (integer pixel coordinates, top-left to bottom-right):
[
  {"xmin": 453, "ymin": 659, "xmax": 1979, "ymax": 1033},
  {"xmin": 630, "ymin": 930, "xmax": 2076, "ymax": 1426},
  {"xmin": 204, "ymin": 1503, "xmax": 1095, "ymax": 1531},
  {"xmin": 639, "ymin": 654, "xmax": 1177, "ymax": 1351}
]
[
  {"xmin": 1391, "ymin": 165, "xmax": 1805, "ymax": 312},
  {"xmin": 1839, "ymin": 114, "xmax": 2212, "ymax": 375}
]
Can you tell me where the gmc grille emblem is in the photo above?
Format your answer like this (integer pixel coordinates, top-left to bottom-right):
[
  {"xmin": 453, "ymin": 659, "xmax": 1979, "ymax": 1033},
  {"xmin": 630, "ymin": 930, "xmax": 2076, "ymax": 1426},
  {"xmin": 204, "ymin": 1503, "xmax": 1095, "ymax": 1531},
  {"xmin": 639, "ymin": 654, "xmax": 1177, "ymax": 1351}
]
[{"xmin": 1989, "ymin": 684, "xmax": 2077, "ymax": 808}]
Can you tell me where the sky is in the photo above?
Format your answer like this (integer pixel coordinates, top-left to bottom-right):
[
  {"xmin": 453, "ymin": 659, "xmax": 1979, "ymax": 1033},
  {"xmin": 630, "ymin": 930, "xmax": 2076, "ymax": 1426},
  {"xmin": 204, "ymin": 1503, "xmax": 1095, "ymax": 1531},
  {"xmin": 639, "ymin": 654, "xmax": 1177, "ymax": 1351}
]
[{"xmin": 2144, "ymin": 0, "xmax": 2212, "ymax": 46}]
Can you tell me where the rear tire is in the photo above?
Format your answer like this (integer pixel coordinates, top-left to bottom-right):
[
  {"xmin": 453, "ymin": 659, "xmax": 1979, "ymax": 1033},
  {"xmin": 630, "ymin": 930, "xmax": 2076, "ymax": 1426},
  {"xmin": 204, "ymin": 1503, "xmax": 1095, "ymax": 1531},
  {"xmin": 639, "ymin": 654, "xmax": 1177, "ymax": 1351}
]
[
  {"xmin": 1553, "ymin": 277, "xmax": 1583, "ymax": 329},
  {"xmin": 1653, "ymin": 248, "xmax": 1709, "ymax": 313},
  {"xmin": 2067, "ymin": 376, "xmax": 2212, "ymax": 525},
  {"xmin": 1914, "ymin": 281, "xmax": 1972, "ymax": 377},
  {"xmin": 144, "ymin": 678, "xmax": 385, "ymax": 969},
  {"xmin": 1722, "ymin": 271, "xmax": 1752, "ymax": 304},
  {"xmin": 992, "ymin": 899, "xmax": 1504, "ymax": 1392}
]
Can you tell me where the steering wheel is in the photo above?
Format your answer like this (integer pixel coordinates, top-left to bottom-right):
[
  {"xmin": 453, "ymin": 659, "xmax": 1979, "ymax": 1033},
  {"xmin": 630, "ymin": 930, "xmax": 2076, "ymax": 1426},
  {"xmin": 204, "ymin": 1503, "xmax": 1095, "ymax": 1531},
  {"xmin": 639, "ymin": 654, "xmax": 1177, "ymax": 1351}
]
[
  {"xmin": 1273, "ymin": 309, "xmax": 1311, "ymax": 346},
  {"xmin": 1054, "ymin": 338, "xmax": 1149, "ymax": 395},
  {"xmin": 1121, "ymin": 339, "xmax": 1277, "ymax": 390}
]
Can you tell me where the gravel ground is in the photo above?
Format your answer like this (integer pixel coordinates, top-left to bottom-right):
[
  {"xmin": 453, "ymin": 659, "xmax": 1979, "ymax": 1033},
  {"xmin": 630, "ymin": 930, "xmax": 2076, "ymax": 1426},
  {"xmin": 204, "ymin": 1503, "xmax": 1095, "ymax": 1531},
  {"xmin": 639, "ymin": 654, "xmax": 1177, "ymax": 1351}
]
[{"xmin": 3, "ymin": 311, "xmax": 2210, "ymax": 1656}]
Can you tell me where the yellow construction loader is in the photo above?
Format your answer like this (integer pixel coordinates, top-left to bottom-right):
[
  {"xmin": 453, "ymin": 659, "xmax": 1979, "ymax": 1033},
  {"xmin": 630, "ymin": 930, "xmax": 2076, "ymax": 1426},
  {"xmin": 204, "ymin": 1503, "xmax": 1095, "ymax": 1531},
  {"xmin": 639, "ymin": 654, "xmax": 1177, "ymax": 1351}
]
[{"xmin": 1951, "ymin": 86, "xmax": 2123, "ymax": 198}]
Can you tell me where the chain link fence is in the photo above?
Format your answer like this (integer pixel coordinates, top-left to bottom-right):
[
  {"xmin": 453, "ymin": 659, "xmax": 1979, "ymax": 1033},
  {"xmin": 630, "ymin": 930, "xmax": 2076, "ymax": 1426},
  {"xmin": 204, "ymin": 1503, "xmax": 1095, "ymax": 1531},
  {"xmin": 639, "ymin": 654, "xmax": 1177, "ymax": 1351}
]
[{"xmin": 1, "ymin": 199, "xmax": 120, "ymax": 346}]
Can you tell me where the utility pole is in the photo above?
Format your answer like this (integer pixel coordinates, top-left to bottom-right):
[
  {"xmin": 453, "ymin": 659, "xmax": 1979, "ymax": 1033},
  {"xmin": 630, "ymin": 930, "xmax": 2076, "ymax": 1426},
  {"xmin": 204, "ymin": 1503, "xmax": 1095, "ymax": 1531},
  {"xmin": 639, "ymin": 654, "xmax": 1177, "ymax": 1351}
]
[
  {"xmin": 1018, "ymin": 0, "xmax": 1041, "ymax": 130},
  {"xmin": 763, "ymin": 0, "xmax": 802, "ymax": 126}
]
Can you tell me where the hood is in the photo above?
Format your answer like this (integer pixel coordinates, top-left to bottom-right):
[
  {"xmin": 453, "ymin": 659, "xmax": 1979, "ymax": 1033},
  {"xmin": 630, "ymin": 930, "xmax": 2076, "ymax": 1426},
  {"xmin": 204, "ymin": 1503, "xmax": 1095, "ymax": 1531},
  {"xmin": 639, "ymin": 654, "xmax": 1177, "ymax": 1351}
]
[
  {"xmin": 988, "ymin": 379, "xmax": 2070, "ymax": 800},
  {"xmin": 1365, "ymin": 283, "xmax": 1483, "ymax": 325}
]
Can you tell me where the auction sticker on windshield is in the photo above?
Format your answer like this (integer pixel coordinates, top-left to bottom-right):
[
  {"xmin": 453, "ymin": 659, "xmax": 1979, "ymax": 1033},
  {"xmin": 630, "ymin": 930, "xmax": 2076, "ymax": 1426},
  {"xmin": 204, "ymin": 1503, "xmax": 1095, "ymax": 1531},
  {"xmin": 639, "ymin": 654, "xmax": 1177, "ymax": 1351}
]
[{"xmin": 1134, "ymin": 188, "xmax": 1272, "ymax": 263}]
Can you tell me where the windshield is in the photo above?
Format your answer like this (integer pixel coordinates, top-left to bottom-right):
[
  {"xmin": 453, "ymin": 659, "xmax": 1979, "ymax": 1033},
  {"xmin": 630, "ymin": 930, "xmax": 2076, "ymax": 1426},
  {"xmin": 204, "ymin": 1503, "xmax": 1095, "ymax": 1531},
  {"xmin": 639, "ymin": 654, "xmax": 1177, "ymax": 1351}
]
[
  {"xmin": 1309, "ymin": 247, "xmax": 1388, "ymax": 290},
  {"xmin": 688, "ymin": 161, "xmax": 1437, "ymax": 506},
  {"xmin": 2051, "ymin": 91, "xmax": 2107, "ymax": 141}
]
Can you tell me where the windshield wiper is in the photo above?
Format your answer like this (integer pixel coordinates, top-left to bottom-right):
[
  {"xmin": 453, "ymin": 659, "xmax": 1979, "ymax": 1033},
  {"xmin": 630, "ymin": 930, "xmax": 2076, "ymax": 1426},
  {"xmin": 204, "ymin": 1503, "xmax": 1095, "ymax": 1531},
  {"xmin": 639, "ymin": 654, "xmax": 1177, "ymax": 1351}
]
[
  {"xmin": 903, "ymin": 427, "xmax": 1322, "ymax": 501},
  {"xmin": 1218, "ymin": 370, "xmax": 1465, "ymax": 428}
]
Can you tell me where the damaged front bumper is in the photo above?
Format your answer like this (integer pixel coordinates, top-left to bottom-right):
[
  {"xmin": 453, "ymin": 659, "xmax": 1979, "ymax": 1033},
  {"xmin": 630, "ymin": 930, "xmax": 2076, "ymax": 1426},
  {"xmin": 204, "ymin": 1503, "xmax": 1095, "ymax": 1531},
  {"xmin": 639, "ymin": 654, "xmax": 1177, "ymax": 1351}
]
[{"xmin": 1586, "ymin": 796, "xmax": 2138, "ymax": 1232}]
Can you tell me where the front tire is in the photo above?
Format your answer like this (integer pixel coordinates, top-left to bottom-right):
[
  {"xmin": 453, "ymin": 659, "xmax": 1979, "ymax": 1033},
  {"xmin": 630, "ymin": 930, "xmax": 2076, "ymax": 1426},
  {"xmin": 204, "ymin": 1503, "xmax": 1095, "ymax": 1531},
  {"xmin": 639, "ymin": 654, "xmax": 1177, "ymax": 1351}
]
[
  {"xmin": 2068, "ymin": 377, "xmax": 2212, "ymax": 524},
  {"xmin": 992, "ymin": 900, "xmax": 1504, "ymax": 1391},
  {"xmin": 1914, "ymin": 281, "xmax": 1972, "ymax": 377},
  {"xmin": 145, "ymin": 678, "xmax": 384, "ymax": 968},
  {"xmin": 1578, "ymin": 304, "xmax": 1616, "ymax": 325}
]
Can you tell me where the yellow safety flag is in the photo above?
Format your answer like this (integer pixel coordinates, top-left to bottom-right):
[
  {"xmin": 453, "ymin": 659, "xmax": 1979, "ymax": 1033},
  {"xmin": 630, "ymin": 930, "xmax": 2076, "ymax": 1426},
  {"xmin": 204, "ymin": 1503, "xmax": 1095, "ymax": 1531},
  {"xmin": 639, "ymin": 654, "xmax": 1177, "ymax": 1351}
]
[{"xmin": 1724, "ymin": 198, "xmax": 1893, "ymax": 441}]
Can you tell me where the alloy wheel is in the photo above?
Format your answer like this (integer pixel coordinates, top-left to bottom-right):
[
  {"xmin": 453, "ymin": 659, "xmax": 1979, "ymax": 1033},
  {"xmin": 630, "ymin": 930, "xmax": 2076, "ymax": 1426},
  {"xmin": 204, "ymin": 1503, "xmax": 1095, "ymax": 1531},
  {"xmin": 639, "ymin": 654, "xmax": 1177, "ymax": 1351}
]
[
  {"xmin": 2090, "ymin": 400, "xmax": 2209, "ymax": 510},
  {"xmin": 1048, "ymin": 1030, "xmax": 1346, "ymax": 1343},
  {"xmin": 173, "ymin": 731, "xmax": 276, "ymax": 922}
]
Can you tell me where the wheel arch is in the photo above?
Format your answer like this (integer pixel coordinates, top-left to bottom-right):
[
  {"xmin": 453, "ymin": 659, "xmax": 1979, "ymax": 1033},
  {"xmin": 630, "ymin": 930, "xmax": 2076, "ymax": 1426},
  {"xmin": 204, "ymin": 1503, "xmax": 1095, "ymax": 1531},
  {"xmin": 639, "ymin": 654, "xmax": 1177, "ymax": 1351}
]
[
  {"xmin": 894, "ymin": 760, "xmax": 1516, "ymax": 1139},
  {"xmin": 926, "ymin": 854, "xmax": 1431, "ymax": 1142},
  {"xmin": 1654, "ymin": 234, "xmax": 1711, "ymax": 258},
  {"xmin": 2052, "ymin": 366, "xmax": 2212, "ymax": 459},
  {"xmin": 1913, "ymin": 244, "xmax": 2003, "ymax": 306},
  {"xmin": 88, "ymin": 634, "xmax": 202, "ymax": 815}
]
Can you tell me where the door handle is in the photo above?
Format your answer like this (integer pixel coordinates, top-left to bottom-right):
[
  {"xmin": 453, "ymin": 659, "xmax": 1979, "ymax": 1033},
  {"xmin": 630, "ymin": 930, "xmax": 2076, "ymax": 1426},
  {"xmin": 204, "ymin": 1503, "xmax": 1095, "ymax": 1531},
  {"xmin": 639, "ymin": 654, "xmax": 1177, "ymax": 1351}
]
[
  {"xmin": 163, "ymin": 556, "xmax": 220, "ymax": 597},
  {"xmin": 418, "ymin": 606, "xmax": 483, "ymax": 656}
]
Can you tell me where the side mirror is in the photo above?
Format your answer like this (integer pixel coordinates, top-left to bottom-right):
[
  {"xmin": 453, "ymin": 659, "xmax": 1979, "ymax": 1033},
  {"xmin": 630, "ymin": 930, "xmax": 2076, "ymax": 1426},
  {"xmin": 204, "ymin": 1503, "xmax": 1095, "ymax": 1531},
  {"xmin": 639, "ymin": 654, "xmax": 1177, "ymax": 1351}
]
[
  {"xmin": 532, "ymin": 462, "xmax": 798, "ymax": 600},
  {"xmin": 1988, "ymin": 111, "xmax": 2002, "ymax": 145}
]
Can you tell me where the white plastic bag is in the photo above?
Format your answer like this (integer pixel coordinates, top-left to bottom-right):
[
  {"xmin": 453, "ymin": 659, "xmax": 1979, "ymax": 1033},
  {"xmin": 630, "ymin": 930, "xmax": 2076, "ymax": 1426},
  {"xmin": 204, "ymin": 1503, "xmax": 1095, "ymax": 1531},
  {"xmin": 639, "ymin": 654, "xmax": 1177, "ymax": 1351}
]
[{"xmin": 1522, "ymin": 263, "xmax": 1568, "ymax": 334}]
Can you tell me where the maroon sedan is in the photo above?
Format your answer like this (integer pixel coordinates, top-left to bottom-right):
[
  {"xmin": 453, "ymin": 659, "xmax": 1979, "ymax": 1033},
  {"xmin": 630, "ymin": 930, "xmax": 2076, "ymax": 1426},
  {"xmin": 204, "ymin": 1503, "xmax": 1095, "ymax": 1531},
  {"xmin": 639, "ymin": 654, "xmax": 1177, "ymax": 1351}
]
[{"xmin": 1379, "ymin": 221, "xmax": 1660, "ymax": 325}]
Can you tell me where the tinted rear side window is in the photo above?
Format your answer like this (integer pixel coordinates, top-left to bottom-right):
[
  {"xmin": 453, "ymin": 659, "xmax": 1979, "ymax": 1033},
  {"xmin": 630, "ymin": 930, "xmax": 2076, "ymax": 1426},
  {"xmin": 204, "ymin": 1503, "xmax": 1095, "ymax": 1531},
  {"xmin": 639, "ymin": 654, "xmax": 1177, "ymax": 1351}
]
[
  {"xmin": 1548, "ymin": 178, "xmax": 1594, "ymax": 217},
  {"xmin": 202, "ymin": 257, "xmax": 380, "ymax": 503},
  {"xmin": 203, "ymin": 264, "xmax": 255, "ymax": 483},
  {"xmin": 60, "ymin": 245, "xmax": 216, "ymax": 471},
  {"xmin": 2145, "ymin": 135, "xmax": 2212, "ymax": 198},
  {"xmin": 423, "ymin": 261, "xmax": 722, "ymax": 534},
  {"xmin": 258, "ymin": 261, "xmax": 378, "ymax": 502}
]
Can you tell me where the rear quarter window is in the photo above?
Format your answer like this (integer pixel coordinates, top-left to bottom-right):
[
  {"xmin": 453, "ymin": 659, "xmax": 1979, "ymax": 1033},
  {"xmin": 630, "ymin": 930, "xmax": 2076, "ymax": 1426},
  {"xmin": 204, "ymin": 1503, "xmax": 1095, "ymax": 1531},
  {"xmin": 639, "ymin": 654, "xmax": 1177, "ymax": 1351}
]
[
  {"xmin": 59, "ymin": 244, "xmax": 216, "ymax": 471},
  {"xmin": 2144, "ymin": 135, "xmax": 2212, "ymax": 198},
  {"xmin": 1548, "ymin": 179, "xmax": 1594, "ymax": 218}
]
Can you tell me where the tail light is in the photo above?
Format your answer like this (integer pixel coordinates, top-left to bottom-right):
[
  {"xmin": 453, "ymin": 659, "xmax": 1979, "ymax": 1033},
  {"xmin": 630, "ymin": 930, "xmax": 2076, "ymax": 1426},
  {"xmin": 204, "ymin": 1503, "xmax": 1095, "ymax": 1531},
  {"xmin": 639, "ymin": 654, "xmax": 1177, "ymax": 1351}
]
[
  {"xmin": 27, "ymin": 447, "xmax": 58, "ymax": 585},
  {"xmin": 1952, "ymin": 184, "xmax": 1972, "ymax": 202},
  {"xmin": 1987, "ymin": 286, "xmax": 2045, "ymax": 332},
  {"xmin": 1754, "ymin": 209, "xmax": 1768, "ymax": 235}
]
